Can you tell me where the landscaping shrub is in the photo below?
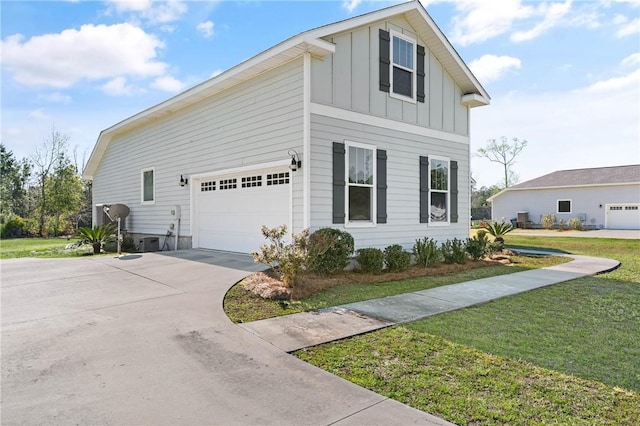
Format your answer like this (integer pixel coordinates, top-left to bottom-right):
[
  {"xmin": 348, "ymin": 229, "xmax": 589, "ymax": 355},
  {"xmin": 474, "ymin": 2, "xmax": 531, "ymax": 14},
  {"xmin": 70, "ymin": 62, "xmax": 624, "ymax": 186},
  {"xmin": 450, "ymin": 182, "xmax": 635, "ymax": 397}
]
[
  {"xmin": 568, "ymin": 217, "xmax": 582, "ymax": 231},
  {"xmin": 413, "ymin": 237, "xmax": 441, "ymax": 267},
  {"xmin": 0, "ymin": 216, "xmax": 25, "ymax": 238},
  {"xmin": 466, "ymin": 233, "xmax": 489, "ymax": 260},
  {"xmin": 78, "ymin": 223, "xmax": 117, "ymax": 254},
  {"xmin": 441, "ymin": 238, "xmax": 467, "ymax": 264},
  {"xmin": 251, "ymin": 225, "xmax": 309, "ymax": 289},
  {"xmin": 384, "ymin": 244, "xmax": 411, "ymax": 272},
  {"xmin": 307, "ymin": 228, "xmax": 354, "ymax": 275},
  {"xmin": 542, "ymin": 213, "xmax": 556, "ymax": 230},
  {"xmin": 356, "ymin": 248, "xmax": 384, "ymax": 274},
  {"xmin": 485, "ymin": 221, "xmax": 514, "ymax": 244},
  {"xmin": 558, "ymin": 218, "xmax": 567, "ymax": 231}
]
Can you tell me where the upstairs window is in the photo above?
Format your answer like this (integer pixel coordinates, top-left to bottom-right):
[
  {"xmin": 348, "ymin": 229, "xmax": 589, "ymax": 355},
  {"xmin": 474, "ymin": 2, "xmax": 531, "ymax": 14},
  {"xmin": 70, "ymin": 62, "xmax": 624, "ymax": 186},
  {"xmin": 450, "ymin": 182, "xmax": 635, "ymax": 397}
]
[
  {"xmin": 391, "ymin": 32, "xmax": 416, "ymax": 100},
  {"xmin": 141, "ymin": 168, "xmax": 155, "ymax": 204}
]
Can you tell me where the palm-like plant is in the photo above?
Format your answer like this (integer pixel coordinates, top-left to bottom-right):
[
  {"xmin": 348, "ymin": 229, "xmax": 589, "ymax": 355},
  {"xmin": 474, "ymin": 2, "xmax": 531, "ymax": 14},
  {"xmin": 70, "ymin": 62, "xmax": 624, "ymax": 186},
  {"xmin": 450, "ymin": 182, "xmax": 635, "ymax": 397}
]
[
  {"xmin": 78, "ymin": 223, "xmax": 116, "ymax": 255},
  {"xmin": 484, "ymin": 221, "xmax": 514, "ymax": 244}
]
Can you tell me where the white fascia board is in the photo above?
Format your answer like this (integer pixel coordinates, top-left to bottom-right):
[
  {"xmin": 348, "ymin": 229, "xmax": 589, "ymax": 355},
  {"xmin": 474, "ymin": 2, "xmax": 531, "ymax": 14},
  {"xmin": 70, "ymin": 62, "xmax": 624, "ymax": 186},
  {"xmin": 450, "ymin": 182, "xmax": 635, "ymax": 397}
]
[{"xmin": 462, "ymin": 93, "xmax": 490, "ymax": 107}]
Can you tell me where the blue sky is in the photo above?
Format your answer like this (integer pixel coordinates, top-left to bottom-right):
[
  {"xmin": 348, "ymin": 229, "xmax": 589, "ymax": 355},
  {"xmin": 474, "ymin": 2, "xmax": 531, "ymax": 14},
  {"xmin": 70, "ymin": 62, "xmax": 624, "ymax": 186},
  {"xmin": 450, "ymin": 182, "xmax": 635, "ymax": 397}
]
[{"xmin": 1, "ymin": 0, "xmax": 639, "ymax": 188}]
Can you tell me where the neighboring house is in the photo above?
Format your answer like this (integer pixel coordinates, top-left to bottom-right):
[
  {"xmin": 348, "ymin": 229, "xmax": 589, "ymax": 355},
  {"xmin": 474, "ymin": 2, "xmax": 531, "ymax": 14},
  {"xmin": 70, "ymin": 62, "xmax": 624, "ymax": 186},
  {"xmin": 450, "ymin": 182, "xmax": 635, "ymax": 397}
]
[
  {"xmin": 488, "ymin": 165, "xmax": 640, "ymax": 230},
  {"xmin": 83, "ymin": 0, "xmax": 490, "ymax": 253}
]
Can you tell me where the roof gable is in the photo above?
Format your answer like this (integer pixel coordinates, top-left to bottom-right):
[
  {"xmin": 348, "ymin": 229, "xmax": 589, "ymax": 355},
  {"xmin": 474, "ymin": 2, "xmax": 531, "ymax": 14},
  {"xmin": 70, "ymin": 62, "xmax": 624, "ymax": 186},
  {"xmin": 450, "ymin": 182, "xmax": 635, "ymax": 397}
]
[{"xmin": 83, "ymin": 0, "xmax": 488, "ymax": 179}]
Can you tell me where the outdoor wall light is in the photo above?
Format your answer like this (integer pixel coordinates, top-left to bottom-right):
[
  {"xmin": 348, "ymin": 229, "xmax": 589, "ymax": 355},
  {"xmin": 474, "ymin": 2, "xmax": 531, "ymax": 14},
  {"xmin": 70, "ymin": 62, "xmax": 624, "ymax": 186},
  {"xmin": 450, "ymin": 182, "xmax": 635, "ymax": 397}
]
[
  {"xmin": 180, "ymin": 175, "xmax": 189, "ymax": 187},
  {"xmin": 289, "ymin": 149, "xmax": 302, "ymax": 172},
  {"xmin": 599, "ymin": 204, "xmax": 603, "ymax": 208}
]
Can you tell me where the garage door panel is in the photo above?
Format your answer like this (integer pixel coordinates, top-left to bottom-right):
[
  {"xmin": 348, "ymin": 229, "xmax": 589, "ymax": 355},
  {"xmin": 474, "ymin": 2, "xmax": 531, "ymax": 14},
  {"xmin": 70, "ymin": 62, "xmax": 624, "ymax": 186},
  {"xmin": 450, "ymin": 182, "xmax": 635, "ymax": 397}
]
[
  {"xmin": 196, "ymin": 169, "xmax": 291, "ymax": 253},
  {"xmin": 607, "ymin": 203, "xmax": 640, "ymax": 230}
]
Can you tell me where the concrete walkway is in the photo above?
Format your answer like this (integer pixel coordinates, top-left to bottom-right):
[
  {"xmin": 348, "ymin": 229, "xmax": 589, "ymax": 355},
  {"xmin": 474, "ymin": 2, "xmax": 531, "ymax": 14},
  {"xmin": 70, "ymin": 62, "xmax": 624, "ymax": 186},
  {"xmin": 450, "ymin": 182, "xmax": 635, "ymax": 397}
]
[{"xmin": 240, "ymin": 252, "xmax": 620, "ymax": 352}]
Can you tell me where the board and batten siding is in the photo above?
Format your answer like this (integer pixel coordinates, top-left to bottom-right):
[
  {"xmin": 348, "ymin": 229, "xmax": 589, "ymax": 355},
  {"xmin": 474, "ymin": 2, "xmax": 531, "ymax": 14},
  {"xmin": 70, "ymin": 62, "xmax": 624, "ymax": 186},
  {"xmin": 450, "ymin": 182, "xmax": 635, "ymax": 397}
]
[
  {"xmin": 491, "ymin": 185, "xmax": 640, "ymax": 230},
  {"xmin": 92, "ymin": 58, "xmax": 305, "ymax": 240},
  {"xmin": 310, "ymin": 113, "xmax": 470, "ymax": 250},
  {"xmin": 311, "ymin": 16, "xmax": 468, "ymax": 136}
]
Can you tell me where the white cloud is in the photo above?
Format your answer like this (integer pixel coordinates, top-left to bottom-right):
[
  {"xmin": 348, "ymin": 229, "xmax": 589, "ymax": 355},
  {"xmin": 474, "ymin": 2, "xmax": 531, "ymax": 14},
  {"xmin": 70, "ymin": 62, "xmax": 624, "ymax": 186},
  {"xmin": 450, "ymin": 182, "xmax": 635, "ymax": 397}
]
[
  {"xmin": 104, "ymin": 0, "xmax": 187, "ymax": 24},
  {"xmin": 450, "ymin": 0, "xmax": 534, "ymax": 46},
  {"xmin": 1, "ymin": 23, "xmax": 166, "ymax": 88},
  {"xmin": 583, "ymin": 69, "xmax": 640, "ymax": 92},
  {"xmin": 469, "ymin": 55, "xmax": 522, "ymax": 84},
  {"xmin": 621, "ymin": 52, "xmax": 640, "ymax": 68},
  {"xmin": 102, "ymin": 77, "xmax": 136, "ymax": 96},
  {"xmin": 615, "ymin": 16, "xmax": 640, "ymax": 37},
  {"xmin": 511, "ymin": 0, "xmax": 572, "ymax": 42},
  {"xmin": 342, "ymin": 0, "xmax": 362, "ymax": 13},
  {"xmin": 197, "ymin": 21, "xmax": 214, "ymax": 38},
  {"xmin": 151, "ymin": 75, "xmax": 183, "ymax": 92},
  {"xmin": 29, "ymin": 109, "xmax": 52, "ymax": 120},
  {"xmin": 38, "ymin": 92, "xmax": 72, "ymax": 104}
]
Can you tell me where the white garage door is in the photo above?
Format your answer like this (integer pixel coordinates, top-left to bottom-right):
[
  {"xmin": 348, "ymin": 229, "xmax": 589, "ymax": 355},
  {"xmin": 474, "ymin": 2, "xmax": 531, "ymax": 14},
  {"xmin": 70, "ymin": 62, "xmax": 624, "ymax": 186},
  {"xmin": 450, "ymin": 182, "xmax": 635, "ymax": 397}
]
[
  {"xmin": 195, "ymin": 168, "xmax": 291, "ymax": 253},
  {"xmin": 606, "ymin": 203, "xmax": 640, "ymax": 230}
]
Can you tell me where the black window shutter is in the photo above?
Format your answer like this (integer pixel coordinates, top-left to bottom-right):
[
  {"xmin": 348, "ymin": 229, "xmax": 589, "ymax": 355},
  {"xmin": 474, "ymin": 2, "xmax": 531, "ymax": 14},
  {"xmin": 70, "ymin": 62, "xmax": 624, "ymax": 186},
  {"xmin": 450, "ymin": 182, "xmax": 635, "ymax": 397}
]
[
  {"xmin": 450, "ymin": 160, "xmax": 459, "ymax": 223},
  {"xmin": 417, "ymin": 45, "xmax": 426, "ymax": 103},
  {"xmin": 376, "ymin": 149, "xmax": 387, "ymax": 224},
  {"xmin": 379, "ymin": 29, "xmax": 390, "ymax": 93},
  {"xmin": 332, "ymin": 142, "xmax": 346, "ymax": 224},
  {"xmin": 419, "ymin": 156, "xmax": 429, "ymax": 223}
]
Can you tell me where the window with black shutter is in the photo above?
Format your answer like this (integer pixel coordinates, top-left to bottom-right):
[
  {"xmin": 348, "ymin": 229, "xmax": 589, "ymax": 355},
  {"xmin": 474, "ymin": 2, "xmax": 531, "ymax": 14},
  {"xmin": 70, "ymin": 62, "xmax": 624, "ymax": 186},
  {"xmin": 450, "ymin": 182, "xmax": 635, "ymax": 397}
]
[{"xmin": 379, "ymin": 29, "xmax": 426, "ymax": 103}]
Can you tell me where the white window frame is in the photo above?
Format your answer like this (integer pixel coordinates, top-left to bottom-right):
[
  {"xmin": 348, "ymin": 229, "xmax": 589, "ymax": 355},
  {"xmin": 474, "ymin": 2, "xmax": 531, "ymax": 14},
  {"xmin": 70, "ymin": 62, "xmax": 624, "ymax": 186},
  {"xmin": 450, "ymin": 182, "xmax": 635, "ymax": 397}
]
[
  {"xmin": 557, "ymin": 199, "xmax": 572, "ymax": 214},
  {"xmin": 429, "ymin": 155, "xmax": 450, "ymax": 226},
  {"xmin": 389, "ymin": 30, "xmax": 417, "ymax": 103},
  {"xmin": 141, "ymin": 167, "xmax": 155, "ymax": 205},
  {"xmin": 345, "ymin": 140, "xmax": 376, "ymax": 228}
]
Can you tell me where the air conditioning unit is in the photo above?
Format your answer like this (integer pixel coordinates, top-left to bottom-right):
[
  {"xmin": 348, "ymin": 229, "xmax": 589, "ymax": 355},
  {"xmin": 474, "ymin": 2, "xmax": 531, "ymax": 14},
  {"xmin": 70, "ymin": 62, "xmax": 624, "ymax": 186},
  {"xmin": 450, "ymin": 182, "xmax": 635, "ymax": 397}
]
[{"xmin": 138, "ymin": 237, "xmax": 159, "ymax": 252}]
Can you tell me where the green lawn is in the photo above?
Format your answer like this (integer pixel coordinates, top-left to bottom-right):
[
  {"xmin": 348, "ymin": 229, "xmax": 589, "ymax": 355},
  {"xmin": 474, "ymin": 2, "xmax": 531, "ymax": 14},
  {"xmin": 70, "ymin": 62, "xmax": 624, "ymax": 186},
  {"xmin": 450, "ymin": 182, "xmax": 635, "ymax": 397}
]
[
  {"xmin": 0, "ymin": 237, "xmax": 91, "ymax": 259},
  {"xmin": 295, "ymin": 236, "xmax": 640, "ymax": 425}
]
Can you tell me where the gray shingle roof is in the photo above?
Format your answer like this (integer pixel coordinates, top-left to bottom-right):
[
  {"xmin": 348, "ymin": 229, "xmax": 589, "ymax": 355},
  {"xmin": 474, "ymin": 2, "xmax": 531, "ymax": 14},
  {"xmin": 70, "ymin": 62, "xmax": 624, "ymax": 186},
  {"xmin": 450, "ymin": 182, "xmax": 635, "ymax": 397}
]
[{"xmin": 510, "ymin": 164, "xmax": 640, "ymax": 189}]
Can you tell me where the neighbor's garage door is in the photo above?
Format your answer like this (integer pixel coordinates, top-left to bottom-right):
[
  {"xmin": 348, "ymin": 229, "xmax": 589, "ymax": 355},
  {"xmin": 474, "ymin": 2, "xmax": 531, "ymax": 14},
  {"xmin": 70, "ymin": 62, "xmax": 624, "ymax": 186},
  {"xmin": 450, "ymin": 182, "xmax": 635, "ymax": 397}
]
[
  {"xmin": 196, "ymin": 168, "xmax": 291, "ymax": 253},
  {"xmin": 606, "ymin": 203, "xmax": 640, "ymax": 230}
]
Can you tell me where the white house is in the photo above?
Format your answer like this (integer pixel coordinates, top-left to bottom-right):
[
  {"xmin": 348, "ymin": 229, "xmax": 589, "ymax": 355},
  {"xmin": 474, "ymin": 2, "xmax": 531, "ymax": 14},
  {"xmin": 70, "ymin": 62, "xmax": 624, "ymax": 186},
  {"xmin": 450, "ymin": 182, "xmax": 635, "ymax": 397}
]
[
  {"xmin": 83, "ymin": 0, "xmax": 490, "ymax": 253},
  {"xmin": 488, "ymin": 165, "xmax": 640, "ymax": 230}
]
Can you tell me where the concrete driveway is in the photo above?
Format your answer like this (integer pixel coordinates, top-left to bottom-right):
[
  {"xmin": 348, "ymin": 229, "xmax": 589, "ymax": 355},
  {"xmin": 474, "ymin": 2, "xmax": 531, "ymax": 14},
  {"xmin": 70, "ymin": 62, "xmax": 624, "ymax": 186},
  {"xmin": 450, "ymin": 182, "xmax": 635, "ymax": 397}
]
[{"xmin": 1, "ymin": 251, "xmax": 448, "ymax": 425}]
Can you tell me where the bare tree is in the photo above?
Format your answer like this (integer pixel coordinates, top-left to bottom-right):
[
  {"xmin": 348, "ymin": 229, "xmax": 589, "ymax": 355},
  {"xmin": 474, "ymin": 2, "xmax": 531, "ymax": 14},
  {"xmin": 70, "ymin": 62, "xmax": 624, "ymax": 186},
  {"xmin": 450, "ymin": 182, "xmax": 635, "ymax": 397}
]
[
  {"xmin": 476, "ymin": 137, "xmax": 528, "ymax": 188},
  {"xmin": 31, "ymin": 127, "xmax": 68, "ymax": 236}
]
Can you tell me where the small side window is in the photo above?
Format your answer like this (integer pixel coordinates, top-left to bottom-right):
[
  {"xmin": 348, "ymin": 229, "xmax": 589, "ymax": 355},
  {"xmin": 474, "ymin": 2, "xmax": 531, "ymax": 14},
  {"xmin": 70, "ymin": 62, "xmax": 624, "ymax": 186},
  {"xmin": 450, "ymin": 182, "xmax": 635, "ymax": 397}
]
[
  {"xmin": 557, "ymin": 200, "xmax": 572, "ymax": 214},
  {"xmin": 141, "ymin": 168, "xmax": 155, "ymax": 204}
]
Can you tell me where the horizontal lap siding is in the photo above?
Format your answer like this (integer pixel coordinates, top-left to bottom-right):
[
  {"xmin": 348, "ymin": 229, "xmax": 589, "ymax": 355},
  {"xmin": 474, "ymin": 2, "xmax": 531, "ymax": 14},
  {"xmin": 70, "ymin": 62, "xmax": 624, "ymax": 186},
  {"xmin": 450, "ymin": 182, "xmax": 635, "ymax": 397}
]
[
  {"xmin": 310, "ymin": 114, "xmax": 470, "ymax": 250},
  {"xmin": 93, "ymin": 58, "xmax": 304, "ymax": 237}
]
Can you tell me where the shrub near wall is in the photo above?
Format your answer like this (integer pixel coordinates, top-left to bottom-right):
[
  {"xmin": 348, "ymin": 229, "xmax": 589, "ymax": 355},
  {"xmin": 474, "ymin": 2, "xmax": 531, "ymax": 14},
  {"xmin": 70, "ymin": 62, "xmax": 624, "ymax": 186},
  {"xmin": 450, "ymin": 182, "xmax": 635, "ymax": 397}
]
[
  {"xmin": 356, "ymin": 248, "xmax": 384, "ymax": 274},
  {"xmin": 308, "ymin": 228, "xmax": 354, "ymax": 275},
  {"xmin": 384, "ymin": 244, "xmax": 411, "ymax": 272}
]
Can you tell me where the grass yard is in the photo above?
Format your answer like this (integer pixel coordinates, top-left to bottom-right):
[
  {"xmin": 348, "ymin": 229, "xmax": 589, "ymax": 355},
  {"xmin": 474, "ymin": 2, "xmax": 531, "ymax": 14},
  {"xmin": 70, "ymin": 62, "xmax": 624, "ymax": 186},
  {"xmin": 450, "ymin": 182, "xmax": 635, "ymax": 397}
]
[
  {"xmin": 295, "ymin": 236, "xmax": 640, "ymax": 425},
  {"xmin": 0, "ymin": 237, "xmax": 90, "ymax": 259}
]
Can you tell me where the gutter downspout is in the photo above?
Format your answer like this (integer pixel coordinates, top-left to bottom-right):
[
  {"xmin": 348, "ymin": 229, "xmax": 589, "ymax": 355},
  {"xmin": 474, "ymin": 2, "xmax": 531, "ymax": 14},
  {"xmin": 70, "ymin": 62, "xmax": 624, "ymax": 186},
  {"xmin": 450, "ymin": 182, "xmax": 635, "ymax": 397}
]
[{"xmin": 303, "ymin": 52, "xmax": 311, "ymax": 230}]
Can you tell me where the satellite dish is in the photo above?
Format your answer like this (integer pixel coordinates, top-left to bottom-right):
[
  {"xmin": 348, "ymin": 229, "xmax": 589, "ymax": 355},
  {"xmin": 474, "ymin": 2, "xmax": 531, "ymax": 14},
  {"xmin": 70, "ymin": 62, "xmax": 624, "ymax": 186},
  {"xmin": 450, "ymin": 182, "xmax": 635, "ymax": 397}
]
[{"xmin": 104, "ymin": 204, "xmax": 130, "ymax": 221}]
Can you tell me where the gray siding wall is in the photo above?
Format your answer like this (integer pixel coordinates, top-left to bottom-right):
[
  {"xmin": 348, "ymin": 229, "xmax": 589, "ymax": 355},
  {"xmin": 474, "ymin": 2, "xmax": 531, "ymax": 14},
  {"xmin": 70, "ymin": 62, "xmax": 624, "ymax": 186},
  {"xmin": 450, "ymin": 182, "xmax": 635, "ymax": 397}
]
[
  {"xmin": 311, "ymin": 16, "xmax": 468, "ymax": 135},
  {"xmin": 491, "ymin": 185, "xmax": 640, "ymax": 229},
  {"xmin": 92, "ymin": 58, "xmax": 304, "ymax": 239},
  {"xmin": 310, "ymin": 113, "xmax": 470, "ymax": 250}
]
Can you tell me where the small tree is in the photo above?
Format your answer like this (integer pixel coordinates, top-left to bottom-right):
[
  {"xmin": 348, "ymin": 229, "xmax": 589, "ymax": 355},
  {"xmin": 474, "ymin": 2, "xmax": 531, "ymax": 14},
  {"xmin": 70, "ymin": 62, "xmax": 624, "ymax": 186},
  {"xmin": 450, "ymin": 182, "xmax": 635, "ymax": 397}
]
[
  {"xmin": 252, "ymin": 225, "xmax": 309, "ymax": 288},
  {"xmin": 78, "ymin": 223, "xmax": 116, "ymax": 255},
  {"xmin": 476, "ymin": 137, "xmax": 528, "ymax": 188}
]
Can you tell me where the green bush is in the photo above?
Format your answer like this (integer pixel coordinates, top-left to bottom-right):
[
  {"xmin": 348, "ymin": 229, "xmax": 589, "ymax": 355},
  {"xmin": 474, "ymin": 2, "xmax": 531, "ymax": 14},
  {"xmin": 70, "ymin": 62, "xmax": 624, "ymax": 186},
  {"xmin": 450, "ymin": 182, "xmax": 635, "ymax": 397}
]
[
  {"xmin": 568, "ymin": 217, "xmax": 583, "ymax": 231},
  {"xmin": 252, "ymin": 225, "xmax": 309, "ymax": 289},
  {"xmin": 384, "ymin": 244, "xmax": 411, "ymax": 272},
  {"xmin": 0, "ymin": 216, "xmax": 25, "ymax": 238},
  {"xmin": 413, "ymin": 237, "xmax": 441, "ymax": 267},
  {"xmin": 485, "ymin": 221, "xmax": 514, "ymax": 243},
  {"xmin": 78, "ymin": 223, "xmax": 117, "ymax": 254},
  {"xmin": 307, "ymin": 228, "xmax": 354, "ymax": 275},
  {"xmin": 356, "ymin": 248, "xmax": 384, "ymax": 274},
  {"xmin": 466, "ymin": 233, "xmax": 489, "ymax": 260},
  {"xmin": 542, "ymin": 213, "xmax": 556, "ymax": 230},
  {"xmin": 441, "ymin": 238, "xmax": 467, "ymax": 264}
]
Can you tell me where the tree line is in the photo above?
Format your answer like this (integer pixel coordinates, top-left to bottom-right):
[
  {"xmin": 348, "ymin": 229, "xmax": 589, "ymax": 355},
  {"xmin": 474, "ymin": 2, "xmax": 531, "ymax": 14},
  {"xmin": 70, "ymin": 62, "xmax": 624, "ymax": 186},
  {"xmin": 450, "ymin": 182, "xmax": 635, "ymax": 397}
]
[{"xmin": 0, "ymin": 128, "xmax": 91, "ymax": 238}]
